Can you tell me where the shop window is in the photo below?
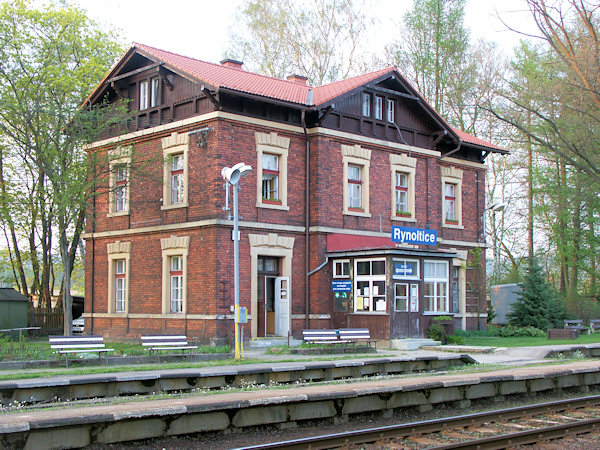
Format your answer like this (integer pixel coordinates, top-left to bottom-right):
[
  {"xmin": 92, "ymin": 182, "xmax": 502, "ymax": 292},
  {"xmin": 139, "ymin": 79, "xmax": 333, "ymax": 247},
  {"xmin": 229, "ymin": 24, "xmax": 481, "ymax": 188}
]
[
  {"xmin": 424, "ymin": 260, "xmax": 449, "ymax": 313},
  {"xmin": 161, "ymin": 132, "xmax": 189, "ymax": 210},
  {"xmin": 333, "ymin": 260, "xmax": 350, "ymax": 278},
  {"xmin": 394, "ymin": 283, "xmax": 408, "ymax": 312},
  {"xmin": 262, "ymin": 153, "xmax": 280, "ymax": 203},
  {"xmin": 375, "ymin": 96, "xmax": 383, "ymax": 120},
  {"xmin": 354, "ymin": 258, "xmax": 386, "ymax": 313},
  {"xmin": 362, "ymin": 92, "xmax": 371, "ymax": 116},
  {"xmin": 387, "ymin": 99, "xmax": 395, "ymax": 122},
  {"xmin": 255, "ymin": 132, "xmax": 289, "ymax": 210}
]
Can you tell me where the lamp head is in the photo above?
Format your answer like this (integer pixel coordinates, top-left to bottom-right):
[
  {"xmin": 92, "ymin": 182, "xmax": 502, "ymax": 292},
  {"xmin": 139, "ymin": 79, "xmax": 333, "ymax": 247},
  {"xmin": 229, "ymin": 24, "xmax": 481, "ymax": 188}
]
[{"xmin": 222, "ymin": 163, "xmax": 252, "ymax": 185}]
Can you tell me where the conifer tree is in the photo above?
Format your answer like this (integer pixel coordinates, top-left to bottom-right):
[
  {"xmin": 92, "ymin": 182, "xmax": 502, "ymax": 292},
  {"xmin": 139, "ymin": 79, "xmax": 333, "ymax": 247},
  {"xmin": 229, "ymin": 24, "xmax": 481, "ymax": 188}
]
[{"xmin": 508, "ymin": 257, "xmax": 567, "ymax": 330}]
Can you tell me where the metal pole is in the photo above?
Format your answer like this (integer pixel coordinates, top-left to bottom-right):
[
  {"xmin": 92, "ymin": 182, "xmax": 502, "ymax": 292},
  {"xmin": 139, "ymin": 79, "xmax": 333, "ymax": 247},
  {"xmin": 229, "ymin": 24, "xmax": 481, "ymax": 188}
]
[{"xmin": 233, "ymin": 183, "xmax": 241, "ymax": 361}]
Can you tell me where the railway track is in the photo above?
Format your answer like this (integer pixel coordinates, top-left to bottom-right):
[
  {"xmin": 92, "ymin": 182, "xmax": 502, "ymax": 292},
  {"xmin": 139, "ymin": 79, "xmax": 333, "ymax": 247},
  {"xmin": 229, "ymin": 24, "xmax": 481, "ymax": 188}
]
[{"xmin": 242, "ymin": 394, "xmax": 600, "ymax": 449}]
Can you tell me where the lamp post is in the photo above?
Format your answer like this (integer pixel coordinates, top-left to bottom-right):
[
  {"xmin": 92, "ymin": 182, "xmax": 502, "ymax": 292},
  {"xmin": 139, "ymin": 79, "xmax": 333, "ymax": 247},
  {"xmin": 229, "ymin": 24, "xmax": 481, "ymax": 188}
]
[
  {"xmin": 488, "ymin": 202, "xmax": 506, "ymax": 282},
  {"xmin": 221, "ymin": 163, "xmax": 252, "ymax": 361}
]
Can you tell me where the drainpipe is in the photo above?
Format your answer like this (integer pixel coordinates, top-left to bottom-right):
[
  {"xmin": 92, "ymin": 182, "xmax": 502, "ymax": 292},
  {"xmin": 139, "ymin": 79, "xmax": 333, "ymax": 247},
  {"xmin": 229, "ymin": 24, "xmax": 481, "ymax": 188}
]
[
  {"xmin": 437, "ymin": 139, "xmax": 462, "ymax": 161},
  {"xmin": 302, "ymin": 109, "xmax": 310, "ymax": 329}
]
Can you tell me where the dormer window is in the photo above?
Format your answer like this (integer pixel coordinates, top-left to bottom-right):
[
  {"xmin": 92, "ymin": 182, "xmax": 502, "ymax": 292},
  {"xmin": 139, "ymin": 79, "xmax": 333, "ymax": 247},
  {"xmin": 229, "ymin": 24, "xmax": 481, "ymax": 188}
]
[
  {"xmin": 150, "ymin": 77, "xmax": 160, "ymax": 108},
  {"xmin": 387, "ymin": 99, "xmax": 395, "ymax": 122},
  {"xmin": 375, "ymin": 96, "xmax": 383, "ymax": 120},
  {"xmin": 362, "ymin": 93, "xmax": 371, "ymax": 117},
  {"xmin": 139, "ymin": 80, "xmax": 149, "ymax": 110}
]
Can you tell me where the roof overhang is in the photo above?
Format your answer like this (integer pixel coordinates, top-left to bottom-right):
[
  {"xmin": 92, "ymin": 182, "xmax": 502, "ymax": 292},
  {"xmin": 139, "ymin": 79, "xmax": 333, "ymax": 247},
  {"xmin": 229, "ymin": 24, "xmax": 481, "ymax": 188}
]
[{"xmin": 327, "ymin": 248, "xmax": 459, "ymax": 259}]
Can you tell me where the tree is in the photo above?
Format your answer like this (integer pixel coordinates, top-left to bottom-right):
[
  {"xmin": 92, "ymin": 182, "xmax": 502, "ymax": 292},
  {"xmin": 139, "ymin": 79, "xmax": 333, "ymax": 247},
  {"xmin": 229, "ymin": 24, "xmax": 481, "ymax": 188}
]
[
  {"xmin": 227, "ymin": 0, "xmax": 371, "ymax": 84},
  {"xmin": 0, "ymin": 0, "xmax": 125, "ymax": 334},
  {"xmin": 387, "ymin": 0, "xmax": 469, "ymax": 118},
  {"xmin": 507, "ymin": 257, "xmax": 567, "ymax": 330}
]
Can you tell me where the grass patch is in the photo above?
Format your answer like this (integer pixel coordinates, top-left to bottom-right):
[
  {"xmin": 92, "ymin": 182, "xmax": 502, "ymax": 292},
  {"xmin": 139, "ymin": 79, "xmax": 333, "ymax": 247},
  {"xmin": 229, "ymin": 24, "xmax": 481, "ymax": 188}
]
[{"xmin": 461, "ymin": 333, "xmax": 600, "ymax": 347}]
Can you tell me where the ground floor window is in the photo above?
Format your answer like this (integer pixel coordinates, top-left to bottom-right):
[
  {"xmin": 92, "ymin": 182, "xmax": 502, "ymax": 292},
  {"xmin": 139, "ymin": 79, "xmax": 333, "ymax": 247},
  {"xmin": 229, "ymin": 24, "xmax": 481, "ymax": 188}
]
[
  {"xmin": 170, "ymin": 255, "xmax": 183, "ymax": 313},
  {"xmin": 424, "ymin": 260, "xmax": 449, "ymax": 312},
  {"xmin": 354, "ymin": 258, "xmax": 386, "ymax": 313}
]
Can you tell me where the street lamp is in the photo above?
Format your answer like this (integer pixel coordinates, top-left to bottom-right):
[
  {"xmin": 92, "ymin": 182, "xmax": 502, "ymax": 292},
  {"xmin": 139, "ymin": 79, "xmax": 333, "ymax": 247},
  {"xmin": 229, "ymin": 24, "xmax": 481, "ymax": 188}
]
[
  {"xmin": 221, "ymin": 163, "xmax": 252, "ymax": 361},
  {"xmin": 487, "ymin": 202, "xmax": 506, "ymax": 282}
]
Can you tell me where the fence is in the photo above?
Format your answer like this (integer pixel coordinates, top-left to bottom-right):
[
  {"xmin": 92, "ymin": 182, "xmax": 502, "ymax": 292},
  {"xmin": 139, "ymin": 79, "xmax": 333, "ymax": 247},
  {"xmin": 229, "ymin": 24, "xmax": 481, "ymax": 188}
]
[{"xmin": 29, "ymin": 304, "xmax": 64, "ymax": 335}]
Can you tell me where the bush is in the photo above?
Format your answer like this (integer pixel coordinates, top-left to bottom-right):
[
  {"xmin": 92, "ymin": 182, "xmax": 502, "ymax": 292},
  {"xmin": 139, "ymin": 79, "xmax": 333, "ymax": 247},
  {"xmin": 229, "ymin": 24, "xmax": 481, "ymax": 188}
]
[
  {"xmin": 497, "ymin": 325, "xmax": 545, "ymax": 337},
  {"xmin": 427, "ymin": 322, "xmax": 447, "ymax": 343},
  {"xmin": 432, "ymin": 315, "xmax": 453, "ymax": 322},
  {"xmin": 446, "ymin": 334, "xmax": 465, "ymax": 345}
]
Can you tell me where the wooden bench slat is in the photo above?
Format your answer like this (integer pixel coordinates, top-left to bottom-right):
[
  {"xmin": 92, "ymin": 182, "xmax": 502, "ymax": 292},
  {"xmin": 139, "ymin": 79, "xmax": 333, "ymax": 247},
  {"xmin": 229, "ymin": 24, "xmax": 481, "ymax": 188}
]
[{"xmin": 141, "ymin": 335, "xmax": 196, "ymax": 355}]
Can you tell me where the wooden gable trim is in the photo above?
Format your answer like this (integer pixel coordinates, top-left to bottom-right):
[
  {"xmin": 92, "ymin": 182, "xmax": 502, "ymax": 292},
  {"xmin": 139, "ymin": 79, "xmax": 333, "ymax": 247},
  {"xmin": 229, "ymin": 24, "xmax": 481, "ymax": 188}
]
[{"xmin": 106, "ymin": 62, "xmax": 162, "ymax": 84}]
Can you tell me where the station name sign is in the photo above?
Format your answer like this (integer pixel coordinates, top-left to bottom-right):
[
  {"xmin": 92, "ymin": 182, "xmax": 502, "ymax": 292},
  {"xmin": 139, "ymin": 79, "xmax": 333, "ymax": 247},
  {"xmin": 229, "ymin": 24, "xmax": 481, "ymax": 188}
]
[{"xmin": 391, "ymin": 226, "xmax": 437, "ymax": 246}]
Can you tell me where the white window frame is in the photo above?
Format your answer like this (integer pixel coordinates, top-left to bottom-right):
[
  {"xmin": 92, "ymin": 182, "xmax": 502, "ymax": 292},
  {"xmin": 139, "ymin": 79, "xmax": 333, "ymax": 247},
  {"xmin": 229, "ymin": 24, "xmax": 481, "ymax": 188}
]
[
  {"xmin": 161, "ymin": 235, "xmax": 189, "ymax": 315},
  {"xmin": 424, "ymin": 260, "xmax": 449, "ymax": 314},
  {"xmin": 394, "ymin": 282, "xmax": 409, "ymax": 312},
  {"xmin": 333, "ymin": 260, "xmax": 350, "ymax": 278},
  {"xmin": 170, "ymin": 255, "xmax": 183, "ymax": 313},
  {"xmin": 107, "ymin": 241, "xmax": 131, "ymax": 315},
  {"xmin": 170, "ymin": 153, "xmax": 185, "ymax": 205},
  {"xmin": 115, "ymin": 259, "xmax": 126, "ymax": 313},
  {"xmin": 150, "ymin": 76, "xmax": 160, "ymax": 108},
  {"xmin": 387, "ymin": 99, "xmax": 395, "ymax": 123},
  {"xmin": 342, "ymin": 144, "xmax": 371, "ymax": 217},
  {"xmin": 354, "ymin": 258, "xmax": 386, "ymax": 314},
  {"xmin": 392, "ymin": 258, "xmax": 420, "ymax": 280},
  {"xmin": 161, "ymin": 132, "xmax": 189, "ymax": 210},
  {"xmin": 390, "ymin": 153, "xmax": 416, "ymax": 222},
  {"xmin": 441, "ymin": 166, "xmax": 463, "ymax": 229},
  {"xmin": 375, "ymin": 96, "xmax": 383, "ymax": 120},
  {"xmin": 139, "ymin": 80, "xmax": 148, "ymax": 110},
  {"xmin": 108, "ymin": 146, "xmax": 131, "ymax": 217},
  {"xmin": 362, "ymin": 93, "xmax": 371, "ymax": 117},
  {"xmin": 347, "ymin": 163, "xmax": 363, "ymax": 209},
  {"xmin": 255, "ymin": 132, "xmax": 289, "ymax": 210},
  {"xmin": 261, "ymin": 153, "xmax": 280, "ymax": 202}
]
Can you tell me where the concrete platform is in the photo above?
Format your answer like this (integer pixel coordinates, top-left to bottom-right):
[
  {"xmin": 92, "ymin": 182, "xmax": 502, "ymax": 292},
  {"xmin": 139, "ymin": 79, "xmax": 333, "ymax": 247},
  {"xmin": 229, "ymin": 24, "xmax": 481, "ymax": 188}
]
[
  {"xmin": 2, "ymin": 360, "xmax": 600, "ymax": 449},
  {"xmin": 390, "ymin": 338, "xmax": 440, "ymax": 350}
]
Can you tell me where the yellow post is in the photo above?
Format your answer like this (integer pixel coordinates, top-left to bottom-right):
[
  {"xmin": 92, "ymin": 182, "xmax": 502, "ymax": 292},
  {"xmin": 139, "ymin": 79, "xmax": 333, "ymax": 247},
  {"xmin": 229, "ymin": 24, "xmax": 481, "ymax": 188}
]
[{"xmin": 234, "ymin": 305, "xmax": 241, "ymax": 361}]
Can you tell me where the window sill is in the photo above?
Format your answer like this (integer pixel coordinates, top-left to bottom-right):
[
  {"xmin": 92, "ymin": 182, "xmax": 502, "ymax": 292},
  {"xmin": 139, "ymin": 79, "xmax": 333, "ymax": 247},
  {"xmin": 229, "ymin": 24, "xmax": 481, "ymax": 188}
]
[
  {"xmin": 107, "ymin": 210, "xmax": 131, "ymax": 218},
  {"xmin": 105, "ymin": 312, "xmax": 127, "ymax": 317},
  {"xmin": 343, "ymin": 210, "xmax": 371, "ymax": 218},
  {"xmin": 256, "ymin": 202, "xmax": 289, "ymax": 211},
  {"xmin": 351, "ymin": 312, "xmax": 388, "ymax": 315},
  {"xmin": 423, "ymin": 312, "xmax": 454, "ymax": 316},
  {"xmin": 391, "ymin": 215, "xmax": 416, "ymax": 223},
  {"xmin": 442, "ymin": 223, "xmax": 464, "ymax": 230},
  {"xmin": 161, "ymin": 202, "xmax": 188, "ymax": 211}
]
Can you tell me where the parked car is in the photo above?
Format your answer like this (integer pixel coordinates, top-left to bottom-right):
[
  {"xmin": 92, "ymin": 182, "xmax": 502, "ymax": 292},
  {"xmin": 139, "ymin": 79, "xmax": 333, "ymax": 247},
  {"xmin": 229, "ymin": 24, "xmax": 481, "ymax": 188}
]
[{"xmin": 72, "ymin": 317, "xmax": 85, "ymax": 334}]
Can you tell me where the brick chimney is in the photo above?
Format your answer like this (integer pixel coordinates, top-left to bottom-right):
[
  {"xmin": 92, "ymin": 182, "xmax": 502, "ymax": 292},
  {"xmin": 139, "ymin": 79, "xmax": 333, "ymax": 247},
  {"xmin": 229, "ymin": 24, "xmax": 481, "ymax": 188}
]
[
  {"xmin": 220, "ymin": 59, "xmax": 244, "ymax": 70},
  {"xmin": 286, "ymin": 74, "xmax": 308, "ymax": 85}
]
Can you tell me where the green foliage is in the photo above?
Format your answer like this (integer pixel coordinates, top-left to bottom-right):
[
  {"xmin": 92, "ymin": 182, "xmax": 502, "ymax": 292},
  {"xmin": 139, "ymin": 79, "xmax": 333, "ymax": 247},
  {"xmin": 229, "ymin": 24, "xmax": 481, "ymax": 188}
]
[
  {"xmin": 446, "ymin": 334, "xmax": 465, "ymax": 345},
  {"xmin": 432, "ymin": 315, "xmax": 452, "ymax": 322},
  {"xmin": 486, "ymin": 301, "xmax": 497, "ymax": 324},
  {"xmin": 497, "ymin": 325, "xmax": 546, "ymax": 337},
  {"xmin": 507, "ymin": 257, "xmax": 568, "ymax": 330},
  {"xmin": 427, "ymin": 322, "xmax": 447, "ymax": 343}
]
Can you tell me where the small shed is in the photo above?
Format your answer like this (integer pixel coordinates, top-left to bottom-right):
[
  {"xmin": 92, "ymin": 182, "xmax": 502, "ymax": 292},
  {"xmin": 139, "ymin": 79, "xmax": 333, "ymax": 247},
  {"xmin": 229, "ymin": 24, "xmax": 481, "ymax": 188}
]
[
  {"xmin": 0, "ymin": 287, "xmax": 29, "ymax": 331},
  {"xmin": 490, "ymin": 283, "xmax": 522, "ymax": 325}
]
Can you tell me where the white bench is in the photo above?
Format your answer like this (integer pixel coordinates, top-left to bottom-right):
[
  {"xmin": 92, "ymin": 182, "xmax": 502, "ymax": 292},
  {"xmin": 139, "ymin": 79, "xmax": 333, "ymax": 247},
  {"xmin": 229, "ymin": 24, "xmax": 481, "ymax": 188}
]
[
  {"xmin": 564, "ymin": 319, "xmax": 589, "ymax": 335},
  {"xmin": 339, "ymin": 328, "xmax": 377, "ymax": 350},
  {"xmin": 141, "ymin": 335, "xmax": 198, "ymax": 359},
  {"xmin": 49, "ymin": 335, "xmax": 114, "ymax": 368}
]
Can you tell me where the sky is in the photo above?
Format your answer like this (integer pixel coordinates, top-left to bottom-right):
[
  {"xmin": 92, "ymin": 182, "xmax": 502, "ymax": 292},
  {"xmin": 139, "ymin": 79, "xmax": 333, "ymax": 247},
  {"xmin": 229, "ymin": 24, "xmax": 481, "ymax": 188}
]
[{"xmin": 72, "ymin": 0, "xmax": 543, "ymax": 69}]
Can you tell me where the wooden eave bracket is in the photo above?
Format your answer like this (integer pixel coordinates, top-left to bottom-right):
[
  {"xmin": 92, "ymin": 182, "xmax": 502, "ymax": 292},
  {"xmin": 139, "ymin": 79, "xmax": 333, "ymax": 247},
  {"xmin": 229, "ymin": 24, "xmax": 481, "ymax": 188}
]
[{"xmin": 201, "ymin": 85, "xmax": 220, "ymax": 109}]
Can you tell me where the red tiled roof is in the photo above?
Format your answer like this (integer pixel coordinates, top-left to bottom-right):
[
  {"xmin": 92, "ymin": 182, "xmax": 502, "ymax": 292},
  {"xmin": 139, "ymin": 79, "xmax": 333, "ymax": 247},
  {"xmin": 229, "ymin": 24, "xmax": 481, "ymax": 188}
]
[
  {"xmin": 452, "ymin": 127, "xmax": 505, "ymax": 151},
  {"xmin": 103, "ymin": 44, "xmax": 504, "ymax": 152},
  {"xmin": 135, "ymin": 43, "xmax": 313, "ymax": 105}
]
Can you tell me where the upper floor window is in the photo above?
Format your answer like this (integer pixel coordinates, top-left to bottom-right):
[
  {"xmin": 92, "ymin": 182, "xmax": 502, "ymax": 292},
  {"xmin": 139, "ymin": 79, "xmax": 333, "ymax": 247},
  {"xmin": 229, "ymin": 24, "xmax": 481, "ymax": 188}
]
[
  {"xmin": 139, "ymin": 80, "xmax": 149, "ymax": 110},
  {"xmin": 347, "ymin": 164, "xmax": 362, "ymax": 210},
  {"xmin": 171, "ymin": 154, "xmax": 184, "ymax": 204},
  {"xmin": 444, "ymin": 182, "xmax": 457, "ymax": 223},
  {"xmin": 375, "ymin": 96, "xmax": 383, "ymax": 120},
  {"xmin": 262, "ymin": 153, "xmax": 280, "ymax": 202},
  {"xmin": 395, "ymin": 172, "xmax": 409, "ymax": 215},
  {"xmin": 114, "ymin": 165, "xmax": 127, "ymax": 212},
  {"xmin": 150, "ymin": 77, "xmax": 160, "ymax": 108},
  {"xmin": 362, "ymin": 93, "xmax": 371, "ymax": 117},
  {"xmin": 387, "ymin": 99, "xmax": 395, "ymax": 122}
]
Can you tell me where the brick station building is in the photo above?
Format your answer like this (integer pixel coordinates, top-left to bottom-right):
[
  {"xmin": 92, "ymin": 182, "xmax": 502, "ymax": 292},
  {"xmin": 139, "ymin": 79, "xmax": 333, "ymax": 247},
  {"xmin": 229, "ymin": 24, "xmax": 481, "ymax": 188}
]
[{"xmin": 82, "ymin": 43, "xmax": 507, "ymax": 342}]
